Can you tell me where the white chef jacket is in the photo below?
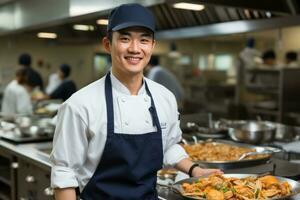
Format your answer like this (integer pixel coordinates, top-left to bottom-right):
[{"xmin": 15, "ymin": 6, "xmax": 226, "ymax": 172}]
[
  {"xmin": 1, "ymin": 80, "xmax": 32, "ymax": 115},
  {"xmin": 45, "ymin": 73, "xmax": 62, "ymax": 95},
  {"xmin": 147, "ymin": 65, "xmax": 184, "ymax": 103},
  {"xmin": 50, "ymin": 73, "xmax": 188, "ymax": 190}
]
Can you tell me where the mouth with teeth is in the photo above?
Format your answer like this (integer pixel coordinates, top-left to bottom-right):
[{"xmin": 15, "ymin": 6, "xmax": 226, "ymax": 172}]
[{"xmin": 125, "ymin": 56, "xmax": 142, "ymax": 65}]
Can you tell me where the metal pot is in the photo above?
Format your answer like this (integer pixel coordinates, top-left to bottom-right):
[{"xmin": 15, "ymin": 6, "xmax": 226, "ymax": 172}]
[
  {"xmin": 226, "ymin": 120, "xmax": 276, "ymax": 144},
  {"xmin": 272, "ymin": 122, "xmax": 300, "ymax": 142}
]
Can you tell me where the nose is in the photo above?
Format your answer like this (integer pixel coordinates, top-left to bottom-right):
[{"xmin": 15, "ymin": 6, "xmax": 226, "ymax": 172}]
[{"xmin": 128, "ymin": 40, "xmax": 140, "ymax": 54}]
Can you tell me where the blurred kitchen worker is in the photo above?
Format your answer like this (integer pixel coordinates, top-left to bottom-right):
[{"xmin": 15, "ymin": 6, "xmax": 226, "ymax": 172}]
[
  {"xmin": 18, "ymin": 53, "xmax": 44, "ymax": 91},
  {"xmin": 45, "ymin": 72, "xmax": 62, "ymax": 95},
  {"xmin": 1, "ymin": 68, "xmax": 33, "ymax": 115},
  {"xmin": 285, "ymin": 51, "xmax": 299, "ymax": 68},
  {"xmin": 36, "ymin": 64, "xmax": 77, "ymax": 101},
  {"xmin": 146, "ymin": 55, "xmax": 185, "ymax": 108},
  {"xmin": 261, "ymin": 49, "xmax": 277, "ymax": 68},
  {"xmin": 51, "ymin": 3, "xmax": 222, "ymax": 200},
  {"xmin": 236, "ymin": 38, "xmax": 262, "ymax": 103},
  {"xmin": 48, "ymin": 64, "xmax": 76, "ymax": 101},
  {"xmin": 239, "ymin": 38, "xmax": 261, "ymax": 69}
]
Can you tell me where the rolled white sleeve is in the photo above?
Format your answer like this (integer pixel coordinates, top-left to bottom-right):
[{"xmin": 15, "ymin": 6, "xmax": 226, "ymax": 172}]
[
  {"xmin": 50, "ymin": 102, "xmax": 89, "ymax": 188},
  {"xmin": 163, "ymin": 96, "xmax": 188, "ymax": 166}
]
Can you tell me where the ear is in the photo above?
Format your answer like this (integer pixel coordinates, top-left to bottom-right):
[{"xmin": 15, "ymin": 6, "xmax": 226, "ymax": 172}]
[
  {"xmin": 152, "ymin": 39, "xmax": 156, "ymax": 51},
  {"xmin": 102, "ymin": 37, "xmax": 111, "ymax": 53}
]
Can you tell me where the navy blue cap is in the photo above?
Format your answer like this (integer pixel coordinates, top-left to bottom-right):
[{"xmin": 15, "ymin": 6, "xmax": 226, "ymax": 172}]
[{"xmin": 108, "ymin": 3, "xmax": 155, "ymax": 32}]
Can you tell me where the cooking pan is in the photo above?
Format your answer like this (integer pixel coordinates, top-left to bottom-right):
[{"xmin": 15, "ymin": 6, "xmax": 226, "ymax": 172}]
[
  {"xmin": 185, "ymin": 122, "xmax": 228, "ymax": 139},
  {"xmin": 172, "ymin": 174, "xmax": 300, "ymax": 200},
  {"xmin": 186, "ymin": 140, "xmax": 281, "ymax": 169},
  {"xmin": 225, "ymin": 120, "xmax": 276, "ymax": 144},
  {"xmin": 270, "ymin": 122, "xmax": 300, "ymax": 142}
]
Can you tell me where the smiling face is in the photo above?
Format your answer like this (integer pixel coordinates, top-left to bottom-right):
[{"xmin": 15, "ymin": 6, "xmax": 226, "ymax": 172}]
[{"xmin": 103, "ymin": 27, "xmax": 155, "ymax": 78}]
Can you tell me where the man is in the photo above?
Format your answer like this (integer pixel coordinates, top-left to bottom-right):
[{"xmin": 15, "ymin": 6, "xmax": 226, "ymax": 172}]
[
  {"xmin": 285, "ymin": 51, "xmax": 299, "ymax": 68},
  {"xmin": 261, "ymin": 50, "xmax": 277, "ymax": 67},
  {"xmin": 1, "ymin": 68, "xmax": 32, "ymax": 115},
  {"xmin": 51, "ymin": 3, "xmax": 222, "ymax": 200},
  {"xmin": 48, "ymin": 64, "xmax": 77, "ymax": 101},
  {"xmin": 40, "ymin": 64, "xmax": 76, "ymax": 101},
  {"xmin": 147, "ymin": 56, "xmax": 185, "ymax": 108},
  {"xmin": 18, "ymin": 53, "xmax": 44, "ymax": 91},
  {"xmin": 239, "ymin": 38, "xmax": 261, "ymax": 69}
]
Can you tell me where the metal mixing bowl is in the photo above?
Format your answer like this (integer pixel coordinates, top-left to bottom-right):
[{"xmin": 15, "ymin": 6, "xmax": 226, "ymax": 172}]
[{"xmin": 227, "ymin": 120, "xmax": 276, "ymax": 144}]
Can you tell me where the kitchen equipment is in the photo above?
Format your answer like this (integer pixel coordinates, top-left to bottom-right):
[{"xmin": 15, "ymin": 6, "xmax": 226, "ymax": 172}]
[
  {"xmin": 0, "ymin": 116, "xmax": 55, "ymax": 143},
  {"xmin": 271, "ymin": 122, "xmax": 300, "ymax": 142},
  {"xmin": 173, "ymin": 174, "xmax": 300, "ymax": 200},
  {"xmin": 226, "ymin": 120, "xmax": 276, "ymax": 144},
  {"xmin": 238, "ymin": 149, "xmax": 274, "ymax": 160},
  {"xmin": 186, "ymin": 122, "xmax": 227, "ymax": 139},
  {"xmin": 185, "ymin": 140, "xmax": 281, "ymax": 169}
]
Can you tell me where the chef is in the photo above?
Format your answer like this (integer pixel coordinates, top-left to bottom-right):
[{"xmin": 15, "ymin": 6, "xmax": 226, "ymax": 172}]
[
  {"xmin": 1, "ymin": 68, "xmax": 33, "ymax": 116},
  {"xmin": 50, "ymin": 3, "xmax": 222, "ymax": 200}
]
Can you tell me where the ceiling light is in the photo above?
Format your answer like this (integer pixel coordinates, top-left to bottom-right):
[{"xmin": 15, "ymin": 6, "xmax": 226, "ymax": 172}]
[
  {"xmin": 37, "ymin": 32, "xmax": 57, "ymax": 39},
  {"xmin": 173, "ymin": 3, "xmax": 205, "ymax": 11},
  {"xmin": 266, "ymin": 11, "xmax": 272, "ymax": 18},
  {"xmin": 97, "ymin": 19, "xmax": 108, "ymax": 25},
  {"xmin": 73, "ymin": 24, "xmax": 95, "ymax": 31}
]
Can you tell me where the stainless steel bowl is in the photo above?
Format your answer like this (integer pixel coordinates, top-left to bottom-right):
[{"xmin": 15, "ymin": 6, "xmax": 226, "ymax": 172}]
[
  {"xmin": 227, "ymin": 120, "xmax": 276, "ymax": 144},
  {"xmin": 272, "ymin": 123, "xmax": 300, "ymax": 142}
]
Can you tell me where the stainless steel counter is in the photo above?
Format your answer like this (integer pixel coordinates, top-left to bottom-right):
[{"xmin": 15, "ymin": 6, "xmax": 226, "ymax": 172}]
[
  {"xmin": 1, "ymin": 139, "xmax": 300, "ymax": 199},
  {"xmin": 0, "ymin": 139, "xmax": 51, "ymax": 171}
]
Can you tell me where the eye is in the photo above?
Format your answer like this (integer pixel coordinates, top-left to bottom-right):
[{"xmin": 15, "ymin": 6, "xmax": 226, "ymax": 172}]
[
  {"xmin": 120, "ymin": 37, "xmax": 130, "ymax": 42},
  {"xmin": 141, "ymin": 38, "xmax": 151, "ymax": 44}
]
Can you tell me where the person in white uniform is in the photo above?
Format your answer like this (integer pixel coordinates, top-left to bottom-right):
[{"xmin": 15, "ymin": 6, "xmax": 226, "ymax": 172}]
[
  {"xmin": 45, "ymin": 73, "xmax": 62, "ymax": 95},
  {"xmin": 51, "ymin": 3, "xmax": 222, "ymax": 200},
  {"xmin": 147, "ymin": 55, "xmax": 185, "ymax": 108},
  {"xmin": 1, "ymin": 68, "xmax": 32, "ymax": 115}
]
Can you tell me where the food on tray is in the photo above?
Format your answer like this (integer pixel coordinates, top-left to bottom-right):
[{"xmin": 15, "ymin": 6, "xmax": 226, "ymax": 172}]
[
  {"xmin": 182, "ymin": 143, "xmax": 269, "ymax": 161},
  {"xmin": 182, "ymin": 174, "xmax": 292, "ymax": 200}
]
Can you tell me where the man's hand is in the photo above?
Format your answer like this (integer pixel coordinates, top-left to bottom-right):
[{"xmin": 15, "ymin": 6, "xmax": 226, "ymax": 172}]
[
  {"xmin": 192, "ymin": 167, "xmax": 223, "ymax": 177},
  {"xmin": 175, "ymin": 158, "xmax": 223, "ymax": 177}
]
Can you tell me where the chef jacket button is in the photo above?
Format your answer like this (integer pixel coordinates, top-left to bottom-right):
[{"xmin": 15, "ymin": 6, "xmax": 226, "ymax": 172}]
[
  {"xmin": 144, "ymin": 97, "xmax": 148, "ymax": 102},
  {"xmin": 125, "ymin": 122, "xmax": 129, "ymax": 126},
  {"xmin": 121, "ymin": 98, "xmax": 126, "ymax": 102},
  {"xmin": 145, "ymin": 120, "xmax": 149, "ymax": 124}
]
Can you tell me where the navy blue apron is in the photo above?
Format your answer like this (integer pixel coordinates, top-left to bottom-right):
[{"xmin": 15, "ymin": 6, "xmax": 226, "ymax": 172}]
[{"xmin": 80, "ymin": 73, "xmax": 163, "ymax": 200}]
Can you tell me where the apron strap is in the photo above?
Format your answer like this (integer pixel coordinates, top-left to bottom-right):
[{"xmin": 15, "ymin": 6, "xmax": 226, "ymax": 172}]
[
  {"xmin": 105, "ymin": 72, "xmax": 114, "ymax": 134},
  {"xmin": 145, "ymin": 81, "xmax": 162, "ymax": 134}
]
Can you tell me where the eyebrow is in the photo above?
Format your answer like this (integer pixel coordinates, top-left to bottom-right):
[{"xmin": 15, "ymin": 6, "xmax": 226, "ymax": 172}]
[{"xmin": 118, "ymin": 31, "xmax": 153, "ymax": 38}]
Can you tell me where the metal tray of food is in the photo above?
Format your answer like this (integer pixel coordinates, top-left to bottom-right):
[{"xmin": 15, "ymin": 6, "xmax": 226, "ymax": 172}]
[
  {"xmin": 172, "ymin": 174, "xmax": 300, "ymax": 200},
  {"xmin": 182, "ymin": 140, "xmax": 281, "ymax": 169}
]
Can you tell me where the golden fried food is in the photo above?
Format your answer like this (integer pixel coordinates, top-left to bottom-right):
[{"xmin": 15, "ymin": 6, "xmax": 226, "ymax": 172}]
[
  {"xmin": 181, "ymin": 174, "xmax": 292, "ymax": 200},
  {"xmin": 182, "ymin": 143, "xmax": 269, "ymax": 161}
]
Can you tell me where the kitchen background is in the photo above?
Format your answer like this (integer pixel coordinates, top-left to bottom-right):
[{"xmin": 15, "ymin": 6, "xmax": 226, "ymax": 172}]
[{"xmin": 1, "ymin": 0, "xmax": 300, "ymax": 200}]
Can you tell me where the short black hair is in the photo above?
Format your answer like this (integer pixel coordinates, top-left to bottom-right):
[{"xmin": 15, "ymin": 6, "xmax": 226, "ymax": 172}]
[
  {"xmin": 149, "ymin": 55, "xmax": 159, "ymax": 66},
  {"xmin": 18, "ymin": 53, "xmax": 32, "ymax": 66},
  {"xmin": 60, "ymin": 64, "xmax": 71, "ymax": 78},
  {"xmin": 286, "ymin": 51, "xmax": 298, "ymax": 61},
  {"xmin": 246, "ymin": 38, "xmax": 255, "ymax": 48},
  {"xmin": 107, "ymin": 31, "xmax": 113, "ymax": 42},
  {"xmin": 262, "ymin": 50, "xmax": 276, "ymax": 60}
]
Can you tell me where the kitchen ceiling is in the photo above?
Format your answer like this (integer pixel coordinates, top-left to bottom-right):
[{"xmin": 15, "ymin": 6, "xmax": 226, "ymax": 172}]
[
  {"xmin": 6, "ymin": 0, "xmax": 300, "ymax": 41},
  {"xmin": 29, "ymin": 2, "xmax": 283, "ymax": 42}
]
